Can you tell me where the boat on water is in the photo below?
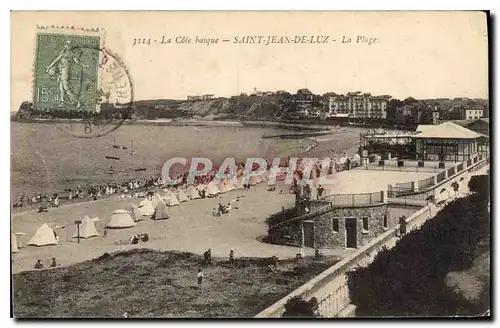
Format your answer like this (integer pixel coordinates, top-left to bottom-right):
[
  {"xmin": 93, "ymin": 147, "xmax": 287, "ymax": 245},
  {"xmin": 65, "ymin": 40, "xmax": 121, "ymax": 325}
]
[
  {"xmin": 107, "ymin": 169, "xmax": 115, "ymax": 175},
  {"xmin": 134, "ymin": 168, "xmax": 146, "ymax": 172},
  {"xmin": 112, "ymin": 136, "xmax": 120, "ymax": 148},
  {"xmin": 105, "ymin": 156, "xmax": 120, "ymax": 160}
]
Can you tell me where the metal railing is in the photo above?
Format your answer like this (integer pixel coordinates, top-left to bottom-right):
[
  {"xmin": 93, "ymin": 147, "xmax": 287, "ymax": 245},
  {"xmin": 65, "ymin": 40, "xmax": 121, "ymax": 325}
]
[
  {"xmin": 321, "ymin": 191, "xmax": 383, "ymax": 207},
  {"xmin": 436, "ymin": 171, "xmax": 446, "ymax": 183},
  {"xmin": 418, "ymin": 176, "xmax": 435, "ymax": 190}
]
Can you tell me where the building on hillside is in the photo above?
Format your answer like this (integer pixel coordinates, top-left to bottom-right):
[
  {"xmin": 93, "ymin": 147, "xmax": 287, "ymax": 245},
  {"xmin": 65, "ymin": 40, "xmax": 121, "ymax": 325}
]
[
  {"xmin": 447, "ymin": 105, "xmax": 484, "ymax": 120},
  {"xmin": 187, "ymin": 95, "xmax": 201, "ymax": 101},
  {"xmin": 395, "ymin": 104, "xmax": 439, "ymax": 125},
  {"xmin": 465, "ymin": 118, "xmax": 489, "ymax": 136},
  {"xmin": 327, "ymin": 92, "xmax": 391, "ymax": 119},
  {"xmin": 201, "ymin": 94, "xmax": 214, "ymax": 100},
  {"xmin": 414, "ymin": 121, "xmax": 487, "ymax": 162}
]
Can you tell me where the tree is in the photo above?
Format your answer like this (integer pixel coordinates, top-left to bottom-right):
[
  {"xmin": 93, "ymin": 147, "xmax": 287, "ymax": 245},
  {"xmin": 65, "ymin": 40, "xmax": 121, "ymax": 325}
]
[
  {"xmin": 403, "ymin": 97, "xmax": 418, "ymax": 105},
  {"xmin": 282, "ymin": 296, "xmax": 319, "ymax": 318}
]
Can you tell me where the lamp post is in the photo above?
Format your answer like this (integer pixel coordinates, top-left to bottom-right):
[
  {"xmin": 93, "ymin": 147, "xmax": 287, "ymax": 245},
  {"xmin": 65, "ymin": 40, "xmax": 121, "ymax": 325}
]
[{"xmin": 74, "ymin": 220, "xmax": 82, "ymax": 244}]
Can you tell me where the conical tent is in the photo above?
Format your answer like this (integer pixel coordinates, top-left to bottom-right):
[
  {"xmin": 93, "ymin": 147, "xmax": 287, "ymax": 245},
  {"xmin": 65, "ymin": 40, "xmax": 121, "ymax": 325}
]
[
  {"xmin": 138, "ymin": 199, "xmax": 155, "ymax": 216},
  {"xmin": 73, "ymin": 216, "xmax": 99, "ymax": 239},
  {"xmin": 153, "ymin": 200, "xmax": 170, "ymax": 220},
  {"xmin": 165, "ymin": 193, "xmax": 180, "ymax": 206},
  {"xmin": 177, "ymin": 189, "xmax": 189, "ymax": 202},
  {"xmin": 131, "ymin": 205, "xmax": 144, "ymax": 221},
  {"xmin": 248, "ymin": 175, "xmax": 260, "ymax": 186},
  {"xmin": 106, "ymin": 209, "xmax": 136, "ymax": 229},
  {"xmin": 12, "ymin": 233, "xmax": 18, "ymax": 253},
  {"xmin": 189, "ymin": 186, "xmax": 201, "ymax": 200},
  {"xmin": 27, "ymin": 223, "xmax": 58, "ymax": 247},
  {"xmin": 151, "ymin": 194, "xmax": 163, "ymax": 208},
  {"xmin": 206, "ymin": 181, "xmax": 220, "ymax": 196}
]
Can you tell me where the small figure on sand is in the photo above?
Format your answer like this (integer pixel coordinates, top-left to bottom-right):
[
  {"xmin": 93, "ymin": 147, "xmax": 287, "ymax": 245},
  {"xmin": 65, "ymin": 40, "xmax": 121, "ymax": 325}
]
[
  {"xmin": 197, "ymin": 268, "xmax": 204, "ymax": 289},
  {"xmin": 34, "ymin": 259, "xmax": 44, "ymax": 270},
  {"xmin": 51, "ymin": 257, "xmax": 57, "ymax": 267},
  {"xmin": 229, "ymin": 248, "xmax": 235, "ymax": 267}
]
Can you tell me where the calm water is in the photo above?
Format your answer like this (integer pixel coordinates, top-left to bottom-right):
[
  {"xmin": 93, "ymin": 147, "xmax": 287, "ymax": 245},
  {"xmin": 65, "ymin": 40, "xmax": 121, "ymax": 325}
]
[{"xmin": 11, "ymin": 122, "xmax": 314, "ymax": 200}]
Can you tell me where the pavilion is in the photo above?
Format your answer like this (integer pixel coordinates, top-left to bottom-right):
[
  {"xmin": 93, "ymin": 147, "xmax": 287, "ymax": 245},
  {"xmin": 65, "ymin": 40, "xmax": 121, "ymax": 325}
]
[{"xmin": 414, "ymin": 122, "xmax": 487, "ymax": 162}]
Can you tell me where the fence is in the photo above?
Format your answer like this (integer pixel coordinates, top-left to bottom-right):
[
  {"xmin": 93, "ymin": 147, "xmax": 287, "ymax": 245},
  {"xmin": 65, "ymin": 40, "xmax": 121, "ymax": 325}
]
[
  {"xmin": 467, "ymin": 159, "xmax": 472, "ymax": 167},
  {"xmin": 322, "ymin": 191, "xmax": 384, "ymax": 207},
  {"xmin": 456, "ymin": 163, "xmax": 464, "ymax": 172},
  {"xmin": 447, "ymin": 167, "xmax": 456, "ymax": 177},
  {"xmin": 418, "ymin": 176, "xmax": 435, "ymax": 190},
  {"xmin": 436, "ymin": 171, "xmax": 446, "ymax": 183}
]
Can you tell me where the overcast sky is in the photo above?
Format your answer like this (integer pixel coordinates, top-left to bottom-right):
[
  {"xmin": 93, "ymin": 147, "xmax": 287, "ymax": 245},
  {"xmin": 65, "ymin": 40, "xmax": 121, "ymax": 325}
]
[{"xmin": 11, "ymin": 11, "xmax": 488, "ymax": 110}]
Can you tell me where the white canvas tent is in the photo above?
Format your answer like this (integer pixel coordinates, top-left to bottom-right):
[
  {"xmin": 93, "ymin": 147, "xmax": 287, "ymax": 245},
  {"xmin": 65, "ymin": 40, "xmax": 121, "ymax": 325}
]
[
  {"xmin": 165, "ymin": 193, "xmax": 180, "ymax": 206},
  {"xmin": 151, "ymin": 194, "xmax": 163, "ymax": 208},
  {"xmin": 206, "ymin": 181, "xmax": 220, "ymax": 196},
  {"xmin": 12, "ymin": 233, "xmax": 18, "ymax": 253},
  {"xmin": 188, "ymin": 186, "xmax": 201, "ymax": 200},
  {"xmin": 248, "ymin": 175, "xmax": 260, "ymax": 186},
  {"xmin": 138, "ymin": 199, "xmax": 155, "ymax": 216},
  {"xmin": 153, "ymin": 200, "xmax": 170, "ymax": 220},
  {"xmin": 177, "ymin": 189, "xmax": 189, "ymax": 203},
  {"xmin": 131, "ymin": 204, "xmax": 144, "ymax": 221},
  {"xmin": 27, "ymin": 223, "xmax": 58, "ymax": 247},
  {"xmin": 73, "ymin": 216, "xmax": 99, "ymax": 239},
  {"xmin": 106, "ymin": 209, "xmax": 136, "ymax": 229}
]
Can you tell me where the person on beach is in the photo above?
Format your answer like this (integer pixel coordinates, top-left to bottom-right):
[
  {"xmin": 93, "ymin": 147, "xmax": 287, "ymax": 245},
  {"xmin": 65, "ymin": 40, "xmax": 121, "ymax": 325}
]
[
  {"xmin": 197, "ymin": 268, "xmax": 204, "ymax": 289},
  {"xmin": 34, "ymin": 259, "xmax": 44, "ymax": 269},
  {"xmin": 229, "ymin": 249, "xmax": 235, "ymax": 267},
  {"xmin": 51, "ymin": 257, "xmax": 57, "ymax": 267}
]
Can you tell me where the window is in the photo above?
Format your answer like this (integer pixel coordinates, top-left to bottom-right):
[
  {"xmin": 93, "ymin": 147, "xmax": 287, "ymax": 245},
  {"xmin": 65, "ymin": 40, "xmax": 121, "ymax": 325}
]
[
  {"xmin": 383, "ymin": 215, "xmax": 388, "ymax": 228},
  {"xmin": 362, "ymin": 217, "xmax": 369, "ymax": 231},
  {"xmin": 332, "ymin": 218, "xmax": 339, "ymax": 232}
]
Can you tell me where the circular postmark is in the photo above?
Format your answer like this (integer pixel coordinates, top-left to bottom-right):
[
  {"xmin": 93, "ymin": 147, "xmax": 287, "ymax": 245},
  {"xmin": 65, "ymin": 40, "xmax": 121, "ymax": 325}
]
[{"xmin": 53, "ymin": 45, "xmax": 134, "ymax": 138}]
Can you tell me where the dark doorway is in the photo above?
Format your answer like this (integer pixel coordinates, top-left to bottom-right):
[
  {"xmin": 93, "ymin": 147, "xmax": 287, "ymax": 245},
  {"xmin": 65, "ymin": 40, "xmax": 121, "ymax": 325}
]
[
  {"xmin": 345, "ymin": 218, "xmax": 357, "ymax": 248},
  {"xmin": 303, "ymin": 221, "xmax": 314, "ymax": 248}
]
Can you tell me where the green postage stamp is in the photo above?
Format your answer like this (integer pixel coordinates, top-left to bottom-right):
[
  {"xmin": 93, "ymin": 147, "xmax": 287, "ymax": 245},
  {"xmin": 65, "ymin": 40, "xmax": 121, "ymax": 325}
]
[{"xmin": 33, "ymin": 33, "xmax": 100, "ymax": 111}]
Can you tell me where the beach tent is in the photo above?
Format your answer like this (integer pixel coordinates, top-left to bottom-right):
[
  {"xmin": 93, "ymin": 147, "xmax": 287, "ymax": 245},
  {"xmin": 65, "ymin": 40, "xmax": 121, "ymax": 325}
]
[
  {"xmin": 130, "ymin": 205, "xmax": 144, "ymax": 222},
  {"xmin": 27, "ymin": 223, "xmax": 58, "ymax": 247},
  {"xmin": 206, "ymin": 181, "xmax": 220, "ymax": 196},
  {"xmin": 233, "ymin": 176, "xmax": 244, "ymax": 190},
  {"xmin": 73, "ymin": 216, "xmax": 99, "ymax": 239},
  {"xmin": 188, "ymin": 186, "xmax": 201, "ymax": 200},
  {"xmin": 177, "ymin": 189, "xmax": 189, "ymax": 203},
  {"xmin": 248, "ymin": 175, "xmax": 260, "ymax": 186},
  {"xmin": 165, "ymin": 193, "xmax": 180, "ymax": 206},
  {"xmin": 106, "ymin": 209, "xmax": 136, "ymax": 229},
  {"xmin": 153, "ymin": 200, "xmax": 170, "ymax": 220},
  {"xmin": 138, "ymin": 199, "xmax": 155, "ymax": 217},
  {"xmin": 151, "ymin": 194, "xmax": 163, "ymax": 208},
  {"xmin": 12, "ymin": 233, "xmax": 18, "ymax": 253}
]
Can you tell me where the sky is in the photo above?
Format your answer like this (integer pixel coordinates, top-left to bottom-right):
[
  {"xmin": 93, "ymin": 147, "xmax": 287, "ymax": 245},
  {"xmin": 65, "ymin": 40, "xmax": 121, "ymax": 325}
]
[{"xmin": 11, "ymin": 11, "xmax": 489, "ymax": 110}]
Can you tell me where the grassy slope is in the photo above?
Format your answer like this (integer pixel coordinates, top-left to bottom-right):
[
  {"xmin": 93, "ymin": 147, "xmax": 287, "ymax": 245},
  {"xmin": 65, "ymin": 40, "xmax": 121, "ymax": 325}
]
[{"xmin": 13, "ymin": 249, "xmax": 339, "ymax": 318}]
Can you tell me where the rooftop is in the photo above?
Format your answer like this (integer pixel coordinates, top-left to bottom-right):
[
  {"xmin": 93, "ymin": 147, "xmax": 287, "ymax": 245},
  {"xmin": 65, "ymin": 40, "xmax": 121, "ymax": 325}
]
[{"xmin": 414, "ymin": 122, "xmax": 482, "ymax": 139}]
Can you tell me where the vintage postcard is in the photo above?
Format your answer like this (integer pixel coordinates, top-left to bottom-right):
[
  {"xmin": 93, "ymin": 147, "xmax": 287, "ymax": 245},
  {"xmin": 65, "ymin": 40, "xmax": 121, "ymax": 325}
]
[{"xmin": 10, "ymin": 11, "xmax": 490, "ymax": 318}]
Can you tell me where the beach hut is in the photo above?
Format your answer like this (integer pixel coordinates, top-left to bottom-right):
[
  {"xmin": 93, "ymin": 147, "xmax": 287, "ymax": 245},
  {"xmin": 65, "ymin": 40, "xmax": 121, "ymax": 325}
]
[
  {"xmin": 188, "ymin": 186, "xmax": 201, "ymax": 200},
  {"xmin": 73, "ymin": 216, "xmax": 99, "ymax": 239},
  {"xmin": 106, "ymin": 209, "xmax": 136, "ymax": 229},
  {"xmin": 138, "ymin": 199, "xmax": 155, "ymax": 216},
  {"xmin": 27, "ymin": 223, "xmax": 58, "ymax": 247},
  {"xmin": 130, "ymin": 205, "xmax": 144, "ymax": 222},
  {"xmin": 165, "ymin": 193, "xmax": 180, "ymax": 206},
  {"xmin": 153, "ymin": 200, "xmax": 170, "ymax": 220},
  {"xmin": 206, "ymin": 181, "xmax": 220, "ymax": 196},
  {"xmin": 12, "ymin": 233, "xmax": 18, "ymax": 253},
  {"xmin": 177, "ymin": 189, "xmax": 189, "ymax": 203}
]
